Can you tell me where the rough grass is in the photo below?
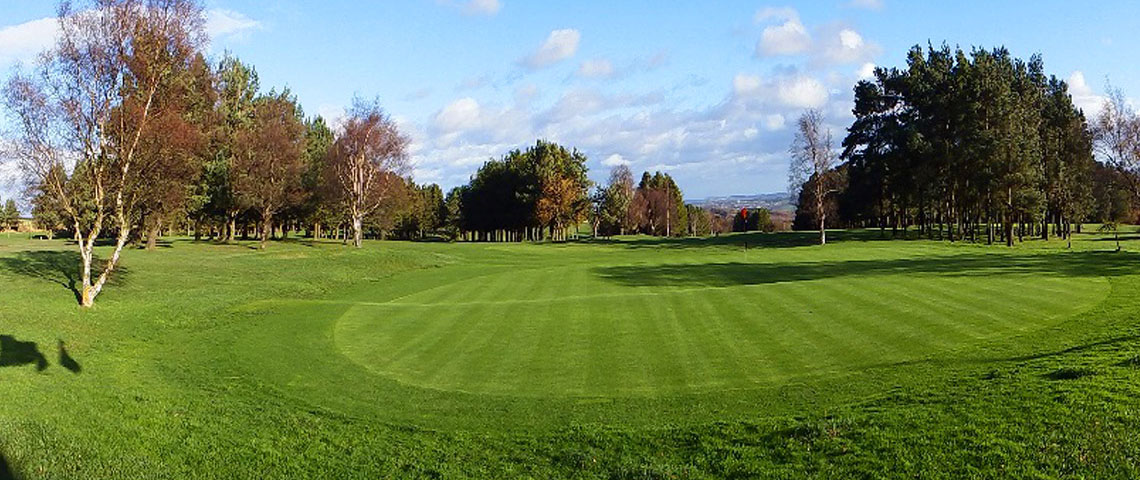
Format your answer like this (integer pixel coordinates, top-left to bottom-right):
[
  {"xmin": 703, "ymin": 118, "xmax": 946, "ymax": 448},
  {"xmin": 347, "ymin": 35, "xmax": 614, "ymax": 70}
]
[{"xmin": 1, "ymin": 229, "xmax": 1139, "ymax": 478}]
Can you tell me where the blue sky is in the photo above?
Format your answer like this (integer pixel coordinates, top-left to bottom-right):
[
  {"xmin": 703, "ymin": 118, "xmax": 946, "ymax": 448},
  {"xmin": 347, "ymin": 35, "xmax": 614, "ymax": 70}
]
[{"xmin": 2, "ymin": 0, "xmax": 1139, "ymax": 199}]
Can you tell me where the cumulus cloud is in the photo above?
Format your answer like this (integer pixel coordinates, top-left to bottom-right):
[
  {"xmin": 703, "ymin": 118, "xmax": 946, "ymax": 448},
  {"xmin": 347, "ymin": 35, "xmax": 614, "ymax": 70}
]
[
  {"xmin": 733, "ymin": 73, "xmax": 829, "ymax": 109},
  {"xmin": 817, "ymin": 27, "xmax": 880, "ymax": 65},
  {"xmin": 520, "ymin": 29, "xmax": 580, "ymax": 69},
  {"xmin": 403, "ymin": 7, "xmax": 884, "ymax": 196},
  {"xmin": 755, "ymin": 8, "xmax": 810, "ymax": 56},
  {"xmin": 856, "ymin": 62, "xmax": 876, "ymax": 79},
  {"xmin": 435, "ymin": 97, "xmax": 484, "ymax": 132},
  {"xmin": 777, "ymin": 76, "xmax": 828, "ymax": 108},
  {"xmin": 206, "ymin": 9, "xmax": 262, "ymax": 40},
  {"xmin": 601, "ymin": 154, "xmax": 629, "ymax": 167},
  {"xmin": 752, "ymin": 8, "xmax": 879, "ymax": 67},
  {"xmin": 1068, "ymin": 71, "xmax": 1107, "ymax": 117},
  {"xmin": 0, "ymin": 17, "xmax": 59, "ymax": 67},
  {"xmin": 577, "ymin": 59, "xmax": 615, "ymax": 79}
]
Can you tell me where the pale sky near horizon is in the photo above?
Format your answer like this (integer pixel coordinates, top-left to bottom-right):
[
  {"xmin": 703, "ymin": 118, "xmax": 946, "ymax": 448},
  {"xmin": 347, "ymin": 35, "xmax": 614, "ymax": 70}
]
[{"xmin": 1, "ymin": 0, "xmax": 1138, "ymax": 203}]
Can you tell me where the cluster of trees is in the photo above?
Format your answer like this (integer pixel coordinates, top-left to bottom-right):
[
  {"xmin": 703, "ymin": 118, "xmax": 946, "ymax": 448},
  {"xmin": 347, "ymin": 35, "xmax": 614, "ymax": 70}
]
[
  {"xmin": 0, "ymin": 197, "xmax": 19, "ymax": 231},
  {"xmin": 733, "ymin": 208, "xmax": 777, "ymax": 233},
  {"xmin": 1, "ymin": 0, "xmax": 425, "ymax": 306},
  {"xmin": 446, "ymin": 141, "xmax": 589, "ymax": 242},
  {"xmin": 794, "ymin": 45, "xmax": 1106, "ymax": 246},
  {"xmin": 444, "ymin": 144, "xmax": 726, "ymax": 242},
  {"xmin": 590, "ymin": 166, "xmax": 710, "ymax": 238}
]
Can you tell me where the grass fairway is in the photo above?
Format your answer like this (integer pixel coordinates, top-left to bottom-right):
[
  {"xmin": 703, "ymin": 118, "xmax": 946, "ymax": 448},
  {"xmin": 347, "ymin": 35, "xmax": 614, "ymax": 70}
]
[{"xmin": 2, "ymin": 231, "xmax": 1140, "ymax": 478}]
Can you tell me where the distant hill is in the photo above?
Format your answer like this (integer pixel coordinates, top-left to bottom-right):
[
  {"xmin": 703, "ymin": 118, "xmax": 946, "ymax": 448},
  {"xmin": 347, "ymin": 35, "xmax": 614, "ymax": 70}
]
[{"xmin": 688, "ymin": 193, "xmax": 794, "ymax": 213}]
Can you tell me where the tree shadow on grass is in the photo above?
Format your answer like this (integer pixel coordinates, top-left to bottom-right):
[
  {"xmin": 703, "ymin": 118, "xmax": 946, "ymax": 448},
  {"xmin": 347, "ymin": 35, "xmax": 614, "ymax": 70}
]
[
  {"xmin": 593, "ymin": 250, "xmax": 1139, "ymax": 288},
  {"xmin": 58, "ymin": 340, "xmax": 81, "ymax": 373},
  {"xmin": 591, "ymin": 230, "xmax": 917, "ymax": 251},
  {"xmin": 0, "ymin": 250, "xmax": 129, "ymax": 303},
  {"xmin": 0, "ymin": 336, "xmax": 47, "ymax": 372},
  {"xmin": 0, "ymin": 336, "xmax": 82, "ymax": 374},
  {"xmin": 0, "ymin": 451, "xmax": 18, "ymax": 480}
]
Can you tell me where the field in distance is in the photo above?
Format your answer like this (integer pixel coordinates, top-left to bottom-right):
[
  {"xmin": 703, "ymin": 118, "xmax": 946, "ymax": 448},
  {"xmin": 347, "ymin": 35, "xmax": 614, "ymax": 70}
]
[{"xmin": 0, "ymin": 230, "xmax": 1138, "ymax": 478}]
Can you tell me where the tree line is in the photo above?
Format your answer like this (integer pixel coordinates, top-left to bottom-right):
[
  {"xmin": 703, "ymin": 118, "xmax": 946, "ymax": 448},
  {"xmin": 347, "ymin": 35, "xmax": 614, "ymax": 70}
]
[
  {"xmin": 791, "ymin": 44, "xmax": 1135, "ymax": 246},
  {"xmin": 444, "ymin": 141, "xmax": 759, "ymax": 241},
  {"xmin": 4, "ymin": 0, "xmax": 756, "ymax": 306},
  {"xmin": 0, "ymin": 0, "xmax": 436, "ymax": 305}
]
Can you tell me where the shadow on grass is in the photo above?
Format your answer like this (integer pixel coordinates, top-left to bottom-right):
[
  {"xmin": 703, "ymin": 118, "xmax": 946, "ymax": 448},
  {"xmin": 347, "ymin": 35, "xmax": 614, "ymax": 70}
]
[
  {"xmin": 0, "ymin": 336, "xmax": 47, "ymax": 372},
  {"xmin": 0, "ymin": 451, "xmax": 18, "ymax": 480},
  {"xmin": 1044, "ymin": 367, "xmax": 1096, "ymax": 380},
  {"xmin": 0, "ymin": 336, "xmax": 82, "ymax": 374},
  {"xmin": 0, "ymin": 250, "xmax": 129, "ymax": 303},
  {"xmin": 591, "ymin": 230, "xmax": 926, "ymax": 251},
  {"xmin": 58, "ymin": 340, "xmax": 81, "ymax": 373},
  {"xmin": 594, "ymin": 250, "xmax": 1138, "ymax": 288}
]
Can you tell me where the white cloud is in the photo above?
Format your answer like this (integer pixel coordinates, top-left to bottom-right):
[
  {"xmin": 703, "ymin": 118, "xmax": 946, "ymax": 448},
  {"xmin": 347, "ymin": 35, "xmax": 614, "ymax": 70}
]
[
  {"xmin": 206, "ymin": 9, "xmax": 262, "ymax": 40},
  {"xmin": 733, "ymin": 74, "xmax": 763, "ymax": 96},
  {"xmin": 463, "ymin": 0, "xmax": 502, "ymax": 15},
  {"xmin": 849, "ymin": 0, "xmax": 885, "ymax": 10},
  {"xmin": 752, "ymin": 10, "xmax": 880, "ymax": 66},
  {"xmin": 0, "ymin": 9, "xmax": 259, "ymax": 66},
  {"xmin": 777, "ymin": 76, "xmax": 828, "ymax": 108},
  {"xmin": 818, "ymin": 27, "xmax": 880, "ymax": 64},
  {"xmin": 521, "ymin": 29, "xmax": 580, "ymax": 69},
  {"xmin": 763, "ymin": 114, "xmax": 786, "ymax": 131},
  {"xmin": 756, "ymin": 15, "xmax": 811, "ymax": 56},
  {"xmin": 733, "ymin": 73, "xmax": 829, "ymax": 109},
  {"xmin": 1068, "ymin": 71, "xmax": 1106, "ymax": 117},
  {"xmin": 857, "ymin": 62, "xmax": 876, "ymax": 79},
  {"xmin": 0, "ymin": 17, "xmax": 59, "ymax": 67},
  {"xmin": 601, "ymin": 154, "xmax": 629, "ymax": 167},
  {"xmin": 578, "ymin": 59, "xmax": 615, "ymax": 78},
  {"xmin": 435, "ymin": 97, "xmax": 483, "ymax": 132}
]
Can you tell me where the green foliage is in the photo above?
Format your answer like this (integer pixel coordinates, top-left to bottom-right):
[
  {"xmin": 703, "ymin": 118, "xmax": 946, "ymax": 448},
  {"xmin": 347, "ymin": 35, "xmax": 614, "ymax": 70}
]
[
  {"xmin": 0, "ymin": 199, "xmax": 18, "ymax": 230},
  {"xmin": 733, "ymin": 207, "xmax": 776, "ymax": 233},
  {"xmin": 633, "ymin": 171, "xmax": 687, "ymax": 236},
  {"xmin": 841, "ymin": 45, "xmax": 1096, "ymax": 244},
  {"xmin": 458, "ymin": 140, "xmax": 590, "ymax": 239}
]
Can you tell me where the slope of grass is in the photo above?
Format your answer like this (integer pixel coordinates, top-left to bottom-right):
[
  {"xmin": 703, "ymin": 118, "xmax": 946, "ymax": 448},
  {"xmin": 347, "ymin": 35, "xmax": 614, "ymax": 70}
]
[{"xmin": 0, "ymin": 230, "xmax": 1139, "ymax": 478}]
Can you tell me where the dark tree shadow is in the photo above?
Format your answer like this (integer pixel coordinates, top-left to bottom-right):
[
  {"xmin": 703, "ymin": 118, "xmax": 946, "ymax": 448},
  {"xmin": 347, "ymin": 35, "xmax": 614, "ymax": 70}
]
[
  {"xmin": 58, "ymin": 340, "xmax": 81, "ymax": 374},
  {"xmin": 0, "ymin": 336, "xmax": 47, "ymax": 372},
  {"xmin": 590, "ymin": 230, "xmax": 919, "ymax": 251},
  {"xmin": 594, "ymin": 250, "xmax": 1139, "ymax": 288},
  {"xmin": 0, "ymin": 251, "xmax": 80, "ymax": 302},
  {"xmin": 0, "ymin": 250, "xmax": 129, "ymax": 303},
  {"xmin": 0, "ymin": 451, "xmax": 18, "ymax": 480}
]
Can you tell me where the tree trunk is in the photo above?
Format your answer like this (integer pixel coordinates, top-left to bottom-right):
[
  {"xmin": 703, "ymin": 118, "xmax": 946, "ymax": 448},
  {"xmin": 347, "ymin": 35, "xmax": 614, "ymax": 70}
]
[
  {"xmin": 352, "ymin": 215, "xmax": 363, "ymax": 248},
  {"xmin": 82, "ymin": 225, "xmax": 131, "ymax": 307},
  {"xmin": 145, "ymin": 218, "xmax": 161, "ymax": 251},
  {"xmin": 225, "ymin": 213, "xmax": 236, "ymax": 243},
  {"xmin": 820, "ymin": 212, "xmax": 827, "ymax": 245},
  {"xmin": 260, "ymin": 210, "xmax": 272, "ymax": 250}
]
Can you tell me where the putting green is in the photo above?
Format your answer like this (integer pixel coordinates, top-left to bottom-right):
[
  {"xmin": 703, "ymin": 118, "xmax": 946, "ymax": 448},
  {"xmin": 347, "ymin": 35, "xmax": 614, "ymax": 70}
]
[{"xmin": 330, "ymin": 254, "xmax": 1108, "ymax": 397}]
